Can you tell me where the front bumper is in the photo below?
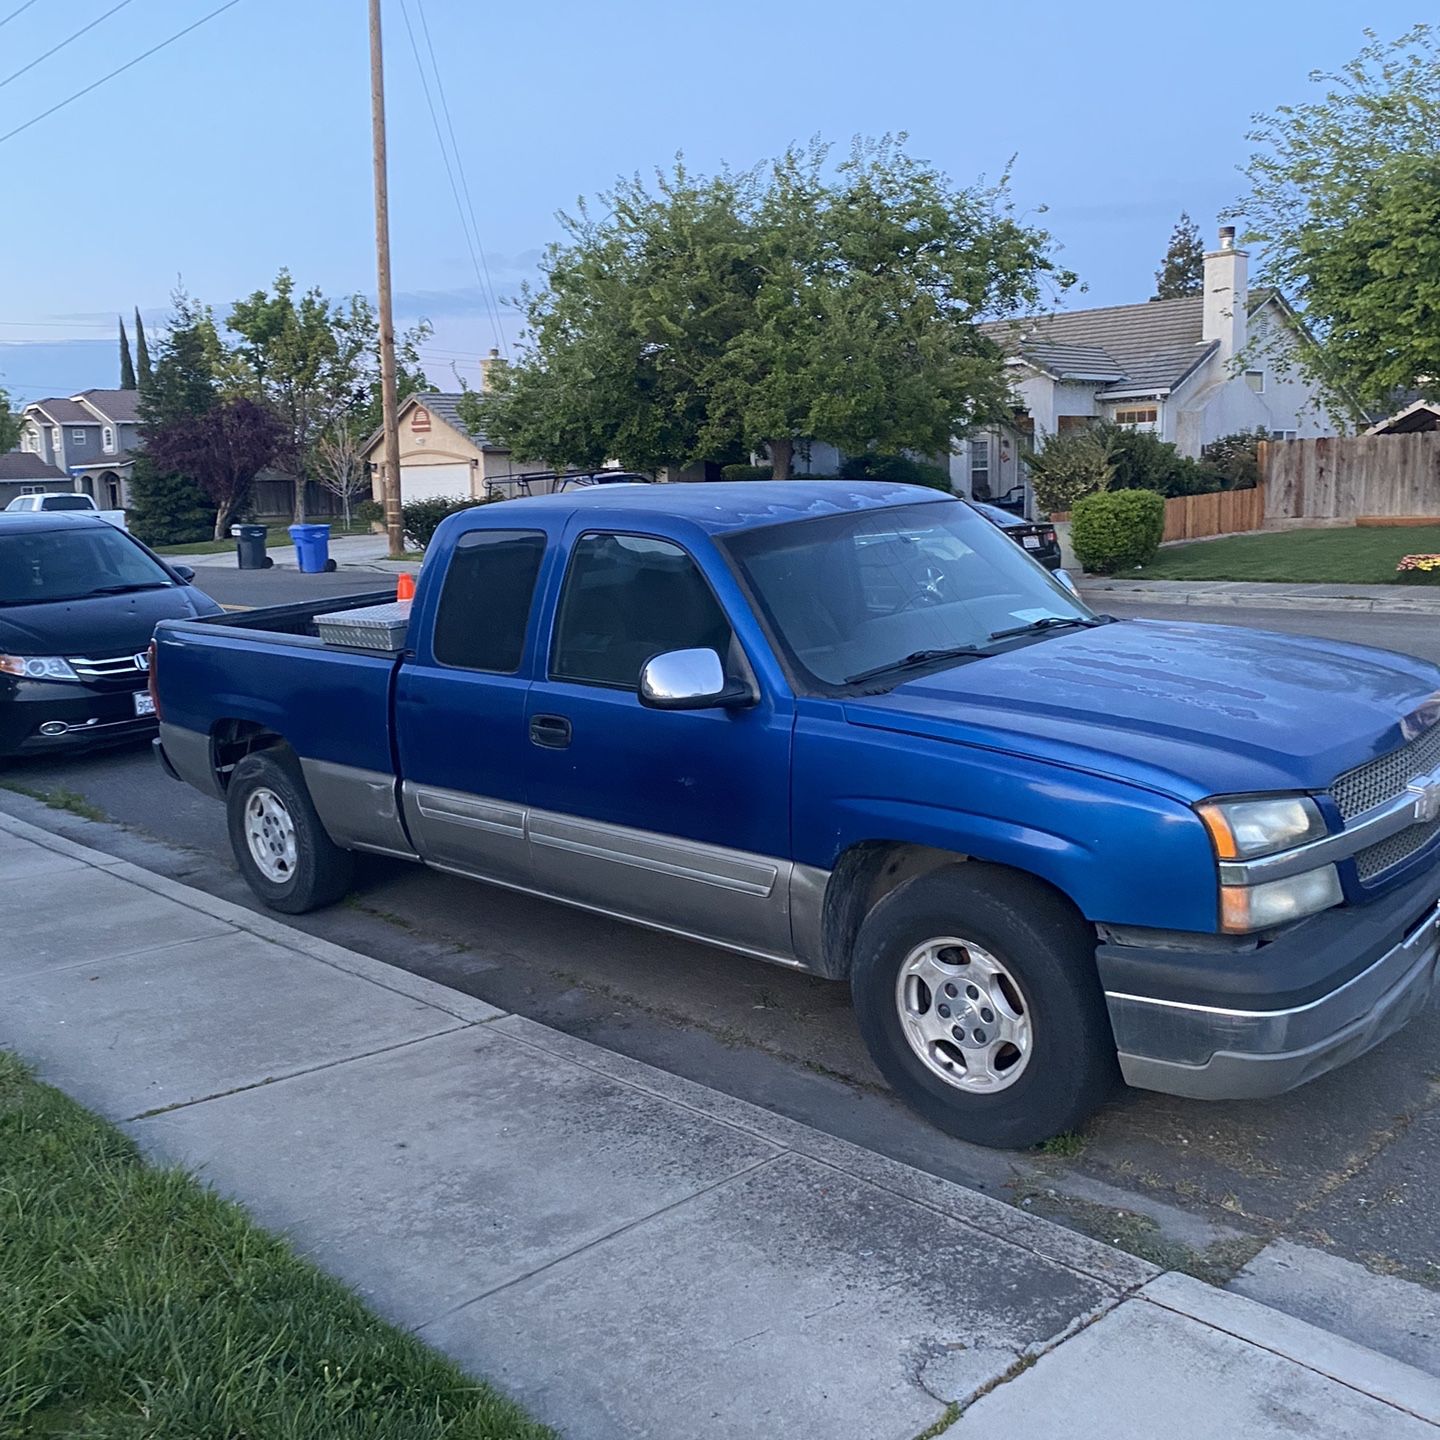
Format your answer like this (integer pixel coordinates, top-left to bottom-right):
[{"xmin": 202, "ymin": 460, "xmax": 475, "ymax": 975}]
[
  {"xmin": 0, "ymin": 677, "xmax": 156, "ymax": 756},
  {"xmin": 1100, "ymin": 866, "xmax": 1440, "ymax": 1100}
]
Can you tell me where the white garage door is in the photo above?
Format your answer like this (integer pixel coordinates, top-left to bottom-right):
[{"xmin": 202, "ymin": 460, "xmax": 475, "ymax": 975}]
[{"xmin": 401, "ymin": 462, "xmax": 472, "ymax": 504}]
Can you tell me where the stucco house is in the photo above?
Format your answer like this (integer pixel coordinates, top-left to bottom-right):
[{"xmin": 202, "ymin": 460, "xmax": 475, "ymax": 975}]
[
  {"xmin": 954, "ymin": 227, "xmax": 1350, "ymax": 503},
  {"xmin": 360, "ymin": 391, "xmax": 552, "ymax": 505},
  {"xmin": 18, "ymin": 389, "xmax": 142, "ymax": 508}
]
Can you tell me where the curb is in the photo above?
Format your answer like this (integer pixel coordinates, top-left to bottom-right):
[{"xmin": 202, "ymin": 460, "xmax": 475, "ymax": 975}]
[{"xmin": 1079, "ymin": 583, "xmax": 1440, "ymax": 615}]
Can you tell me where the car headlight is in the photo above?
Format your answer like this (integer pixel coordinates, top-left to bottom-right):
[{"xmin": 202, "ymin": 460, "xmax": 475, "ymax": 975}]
[
  {"xmin": 0, "ymin": 654, "xmax": 81, "ymax": 682},
  {"xmin": 1197, "ymin": 795, "xmax": 1327, "ymax": 860},
  {"xmin": 1221, "ymin": 866, "xmax": 1343, "ymax": 932}
]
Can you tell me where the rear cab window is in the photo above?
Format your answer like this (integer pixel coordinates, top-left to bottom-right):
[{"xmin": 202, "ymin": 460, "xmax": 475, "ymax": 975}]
[{"xmin": 432, "ymin": 529, "xmax": 547, "ymax": 673}]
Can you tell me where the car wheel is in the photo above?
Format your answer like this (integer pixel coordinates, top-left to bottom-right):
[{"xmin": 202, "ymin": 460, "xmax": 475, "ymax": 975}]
[
  {"xmin": 850, "ymin": 864, "xmax": 1116, "ymax": 1148},
  {"xmin": 226, "ymin": 749, "xmax": 353, "ymax": 913}
]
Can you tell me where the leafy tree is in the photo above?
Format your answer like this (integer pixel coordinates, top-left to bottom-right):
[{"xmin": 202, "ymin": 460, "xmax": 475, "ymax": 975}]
[
  {"xmin": 1199, "ymin": 428, "xmax": 1265, "ymax": 489},
  {"xmin": 134, "ymin": 308, "xmax": 152, "ymax": 387},
  {"xmin": 0, "ymin": 386, "xmax": 21, "ymax": 453},
  {"xmin": 1103, "ymin": 425, "xmax": 1216, "ymax": 496},
  {"xmin": 146, "ymin": 397, "xmax": 284, "ymax": 540},
  {"xmin": 228, "ymin": 270, "xmax": 430, "ymax": 520},
  {"xmin": 1237, "ymin": 25, "xmax": 1440, "ymax": 413},
  {"xmin": 1153, "ymin": 212, "xmax": 1204, "ymax": 299},
  {"xmin": 465, "ymin": 137, "xmax": 1072, "ymax": 478},
  {"xmin": 1025, "ymin": 427, "xmax": 1116, "ymax": 515},
  {"xmin": 127, "ymin": 290, "xmax": 224, "ymax": 546},
  {"xmin": 118, "ymin": 316, "xmax": 137, "ymax": 390}
]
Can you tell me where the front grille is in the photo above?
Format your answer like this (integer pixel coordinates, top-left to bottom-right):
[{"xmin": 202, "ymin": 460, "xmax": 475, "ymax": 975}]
[
  {"xmin": 67, "ymin": 653, "xmax": 146, "ymax": 682},
  {"xmin": 1331, "ymin": 721, "xmax": 1440, "ymax": 821},
  {"xmin": 1355, "ymin": 817, "xmax": 1440, "ymax": 883}
]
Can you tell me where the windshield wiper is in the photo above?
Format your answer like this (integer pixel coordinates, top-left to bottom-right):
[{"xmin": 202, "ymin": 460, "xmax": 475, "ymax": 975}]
[
  {"xmin": 844, "ymin": 645, "xmax": 988, "ymax": 687},
  {"xmin": 87, "ymin": 582, "xmax": 172, "ymax": 595},
  {"xmin": 987, "ymin": 614, "xmax": 1110, "ymax": 643}
]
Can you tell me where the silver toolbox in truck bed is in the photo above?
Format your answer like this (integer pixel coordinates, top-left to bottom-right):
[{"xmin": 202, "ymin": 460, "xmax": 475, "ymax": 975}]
[{"xmin": 315, "ymin": 600, "xmax": 412, "ymax": 653}]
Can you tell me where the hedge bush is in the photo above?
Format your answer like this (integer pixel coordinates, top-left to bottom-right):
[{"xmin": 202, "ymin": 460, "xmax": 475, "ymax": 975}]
[
  {"xmin": 720, "ymin": 464, "xmax": 772, "ymax": 482},
  {"xmin": 1070, "ymin": 489, "xmax": 1166, "ymax": 574},
  {"xmin": 401, "ymin": 494, "xmax": 501, "ymax": 549},
  {"xmin": 354, "ymin": 498, "xmax": 384, "ymax": 526},
  {"xmin": 839, "ymin": 453, "xmax": 953, "ymax": 491}
]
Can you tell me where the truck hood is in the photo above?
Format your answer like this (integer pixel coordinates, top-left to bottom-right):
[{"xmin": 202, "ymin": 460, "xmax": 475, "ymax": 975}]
[
  {"xmin": 0, "ymin": 584, "xmax": 223, "ymax": 658},
  {"xmin": 843, "ymin": 618, "xmax": 1440, "ymax": 801}
]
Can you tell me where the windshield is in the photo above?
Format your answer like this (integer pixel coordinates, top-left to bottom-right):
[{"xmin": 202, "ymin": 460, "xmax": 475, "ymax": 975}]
[
  {"xmin": 724, "ymin": 500, "xmax": 1093, "ymax": 690},
  {"xmin": 0, "ymin": 526, "xmax": 174, "ymax": 605}
]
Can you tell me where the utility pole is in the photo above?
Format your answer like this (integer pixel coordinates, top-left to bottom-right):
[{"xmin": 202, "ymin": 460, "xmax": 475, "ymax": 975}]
[{"xmin": 368, "ymin": 0, "xmax": 404, "ymax": 560}]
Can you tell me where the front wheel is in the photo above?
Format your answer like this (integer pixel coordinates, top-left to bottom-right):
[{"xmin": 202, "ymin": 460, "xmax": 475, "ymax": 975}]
[
  {"xmin": 226, "ymin": 749, "xmax": 353, "ymax": 913},
  {"xmin": 850, "ymin": 865, "xmax": 1116, "ymax": 1149}
]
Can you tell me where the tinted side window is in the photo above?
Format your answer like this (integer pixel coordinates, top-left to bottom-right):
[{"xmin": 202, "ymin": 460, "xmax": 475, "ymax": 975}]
[
  {"xmin": 432, "ymin": 529, "xmax": 546, "ymax": 672},
  {"xmin": 552, "ymin": 532, "xmax": 733, "ymax": 689}
]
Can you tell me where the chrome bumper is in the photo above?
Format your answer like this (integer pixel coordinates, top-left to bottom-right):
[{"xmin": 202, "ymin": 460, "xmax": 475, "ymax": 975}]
[{"xmin": 1110, "ymin": 900, "xmax": 1440, "ymax": 1100}]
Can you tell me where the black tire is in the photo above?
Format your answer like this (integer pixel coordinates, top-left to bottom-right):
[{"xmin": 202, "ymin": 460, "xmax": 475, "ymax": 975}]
[
  {"xmin": 262, "ymin": 556, "xmax": 275, "ymax": 569},
  {"xmin": 850, "ymin": 864, "xmax": 1116, "ymax": 1149},
  {"xmin": 225, "ymin": 748, "xmax": 353, "ymax": 913},
  {"xmin": 324, "ymin": 558, "xmax": 338, "ymax": 572}
]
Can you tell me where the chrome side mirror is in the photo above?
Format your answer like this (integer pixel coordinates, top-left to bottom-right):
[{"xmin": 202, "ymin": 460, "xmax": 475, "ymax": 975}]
[
  {"xmin": 1054, "ymin": 568, "xmax": 1079, "ymax": 596},
  {"xmin": 639, "ymin": 648, "xmax": 754, "ymax": 710}
]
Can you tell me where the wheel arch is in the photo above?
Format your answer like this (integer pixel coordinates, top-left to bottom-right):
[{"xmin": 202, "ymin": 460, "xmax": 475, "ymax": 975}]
[
  {"xmin": 209, "ymin": 718, "xmax": 294, "ymax": 792},
  {"xmin": 815, "ymin": 840, "xmax": 1090, "ymax": 980}
]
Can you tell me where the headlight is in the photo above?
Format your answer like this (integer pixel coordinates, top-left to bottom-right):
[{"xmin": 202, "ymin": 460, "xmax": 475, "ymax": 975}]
[
  {"xmin": 0, "ymin": 654, "xmax": 81, "ymax": 682},
  {"xmin": 1221, "ymin": 866, "xmax": 1343, "ymax": 932},
  {"xmin": 1198, "ymin": 795, "xmax": 1327, "ymax": 860}
]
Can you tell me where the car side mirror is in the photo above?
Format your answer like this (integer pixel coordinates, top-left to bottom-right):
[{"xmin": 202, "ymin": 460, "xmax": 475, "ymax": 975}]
[
  {"xmin": 1054, "ymin": 568, "xmax": 1079, "ymax": 596},
  {"xmin": 172, "ymin": 565, "xmax": 196, "ymax": 583},
  {"xmin": 639, "ymin": 648, "xmax": 754, "ymax": 710}
]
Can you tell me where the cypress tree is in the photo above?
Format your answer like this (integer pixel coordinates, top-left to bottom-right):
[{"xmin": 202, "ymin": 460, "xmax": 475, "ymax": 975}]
[
  {"xmin": 1153, "ymin": 212, "xmax": 1205, "ymax": 300},
  {"xmin": 118, "ymin": 315, "xmax": 137, "ymax": 389},
  {"xmin": 134, "ymin": 308, "xmax": 152, "ymax": 386}
]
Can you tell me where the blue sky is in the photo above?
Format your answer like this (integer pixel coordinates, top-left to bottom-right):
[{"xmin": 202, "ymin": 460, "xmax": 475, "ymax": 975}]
[{"xmin": 0, "ymin": 0, "xmax": 1422, "ymax": 405}]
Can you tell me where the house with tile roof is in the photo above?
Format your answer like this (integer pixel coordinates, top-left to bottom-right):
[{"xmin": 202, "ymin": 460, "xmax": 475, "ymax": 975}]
[
  {"xmin": 955, "ymin": 227, "xmax": 1351, "ymax": 504},
  {"xmin": 18, "ymin": 389, "xmax": 143, "ymax": 509},
  {"xmin": 358, "ymin": 390, "xmax": 552, "ymax": 505},
  {"xmin": 0, "ymin": 450, "xmax": 71, "ymax": 509}
]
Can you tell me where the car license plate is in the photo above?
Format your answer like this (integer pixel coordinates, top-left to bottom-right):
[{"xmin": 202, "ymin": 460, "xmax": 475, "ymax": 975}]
[
  {"xmin": 133, "ymin": 690, "xmax": 156, "ymax": 718},
  {"xmin": 1022, "ymin": 535, "xmax": 1041, "ymax": 549}
]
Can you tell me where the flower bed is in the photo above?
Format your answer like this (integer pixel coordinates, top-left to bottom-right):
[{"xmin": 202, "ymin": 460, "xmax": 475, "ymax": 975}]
[{"xmin": 1396, "ymin": 554, "xmax": 1440, "ymax": 582}]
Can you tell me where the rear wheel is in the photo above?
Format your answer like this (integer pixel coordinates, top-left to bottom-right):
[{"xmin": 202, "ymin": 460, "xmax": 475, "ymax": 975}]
[
  {"xmin": 850, "ymin": 865, "xmax": 1116, "ymax": 1148},
  {"xmin": 226, "ymin": 749, "xmax": 353, "ymax": 913}
]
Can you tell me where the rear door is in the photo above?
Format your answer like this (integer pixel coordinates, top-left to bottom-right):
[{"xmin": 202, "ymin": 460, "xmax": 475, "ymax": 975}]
[
  {"xmin": 522, "ymin": 527, "xmax": 796, "ymax": 960},
  {"xmin": 395, "ymin": 526, "xmax": 550, "ymax": 886}
]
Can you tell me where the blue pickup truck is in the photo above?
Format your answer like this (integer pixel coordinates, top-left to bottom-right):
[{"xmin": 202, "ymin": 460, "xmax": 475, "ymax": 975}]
[{"xmin": 152, "ymin": 482, "xmax": 1440, "ymax": 1147}]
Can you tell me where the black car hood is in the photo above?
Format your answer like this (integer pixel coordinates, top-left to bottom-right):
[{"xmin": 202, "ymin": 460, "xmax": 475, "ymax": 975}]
[{"xmin": 0, "ymin": 584, "xmax": 223, "ymax": 657}]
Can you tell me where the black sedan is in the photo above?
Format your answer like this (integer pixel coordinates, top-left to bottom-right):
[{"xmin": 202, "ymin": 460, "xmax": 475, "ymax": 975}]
[
  {"xmin": 969, "ymin": 500, "xmax": 1063, "ymax": 571},
  {"xmin": 0, "ymin": 513, "xmax": 222, "ymax": 757}
]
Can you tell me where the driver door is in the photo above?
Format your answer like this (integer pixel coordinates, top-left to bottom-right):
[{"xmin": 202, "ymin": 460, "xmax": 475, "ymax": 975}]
[{"xmin": 523, "ymin": 529, "xmax": 796, "ymax": 960}]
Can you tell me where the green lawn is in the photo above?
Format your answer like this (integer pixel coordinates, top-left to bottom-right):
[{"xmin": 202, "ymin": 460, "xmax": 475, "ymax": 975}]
[
  {"xmin": 0, "ymin": 1053, "xmax": 549, "ymax": 1440},
  {"xmin": 1133, "ymin": 525, "xmax": 1440, "ymax": 584},
  {"xmin": 152, "ymin": 522, "xmax": 374, "ymax": 556}
]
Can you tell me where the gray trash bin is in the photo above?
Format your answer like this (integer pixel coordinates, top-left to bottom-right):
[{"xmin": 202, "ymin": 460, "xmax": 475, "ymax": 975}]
[{"xmin": 236, "ymin": 524, "xmax": 273, "ymax": 570}]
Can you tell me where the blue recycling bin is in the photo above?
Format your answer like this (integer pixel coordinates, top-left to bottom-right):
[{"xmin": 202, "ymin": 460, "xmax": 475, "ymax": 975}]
[{"xmin": 288, "ymin": 523, "xmax": 334, "ymax": 574}]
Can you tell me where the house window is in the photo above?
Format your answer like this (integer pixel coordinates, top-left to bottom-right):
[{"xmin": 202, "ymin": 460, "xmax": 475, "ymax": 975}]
[
  {"xmin": 1268, "ymin": 429, "xmax": 1297, "ymax": 441},
  {"xmin": 21, "ymin": 484, "xmax": 46, "ymax": 494},
  {"xmin": 969, "ymin": 438, "xmax": 990, "ymax": 497},
  {"xmin": 102, "ymin": 426, "xmax": 115, "ymax": 452},
  {"xmin": 1113, "ymin": 406, "xmax": 1159, "ymax": 430},
  {"xmin": 1244, "ymin": 370, "xmax": 1266, "ymax": 393},
  {"xmin": 51, "ymin": 427, "xmax": 61, "ymax": 451},
  {"xmin": 1056, "ymin": 415, "xmax": 1095, "ymax": 433},
  {"xmin": 70, "ymin": 428, "xmax": 86, "ymax": 445}
]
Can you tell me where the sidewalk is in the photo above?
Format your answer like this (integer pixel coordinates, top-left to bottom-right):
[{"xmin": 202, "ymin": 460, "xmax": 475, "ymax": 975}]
[
  {"xmin": 171, "ymin": 533, "xmax": 395, "ymax": 571},
  {"xmin": 1079, "ymin": 576, "xmax": 1440, "ymax": 613},
  {"xmin": 1, "ymin": 809, "xmax": 1437, "ymax": 1439}
]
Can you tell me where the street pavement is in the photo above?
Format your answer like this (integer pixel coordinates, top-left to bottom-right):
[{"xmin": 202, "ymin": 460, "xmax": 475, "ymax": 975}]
[
  {"xmin": 3, "ymin": 593, "xmax": 1439, "ymax": 1323},
  {"xmin": 2, "ymin": 809, "xmax": 1436, "ymax": 1439}
]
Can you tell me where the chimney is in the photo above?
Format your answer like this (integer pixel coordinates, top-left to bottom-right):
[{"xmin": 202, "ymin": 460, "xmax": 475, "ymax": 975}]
[
  {"xmin": 478, "ymin": 347, "xmax": 503, "ymax": 393},
  {"xmin": 1202, "ymin": 224, "xmax": 1248, "ymax": 364}
]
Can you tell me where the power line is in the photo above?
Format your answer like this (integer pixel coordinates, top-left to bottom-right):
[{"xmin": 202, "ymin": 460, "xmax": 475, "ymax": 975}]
[
  {"xmin": 396, "ymin": 0, "xmax": 507, "ymax": 360},
  {"xmin": 1, "ymin": 0, "xmax": 138, "ymax": 91},
  {"xmin": 0, "ymin": 0, "xmax": 40, "ymax": 31},
  {"xmin": 414, "ymin": 0, "xmax": 509, "ymax": 359},
  {"xmin": 0, "ymin": 0, "xmax": 241, "ymax": 148}
]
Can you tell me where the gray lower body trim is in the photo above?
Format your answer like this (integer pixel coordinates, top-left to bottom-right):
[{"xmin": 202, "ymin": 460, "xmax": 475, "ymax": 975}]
[
  {"xmin": 303, "ymin": 759, "xmax": 416, "ymax": 858},
  {"xmin": 1112, "ymin": 901, "xmax": 1440, "ymax": 1100},
  {"xmin": 158, "ymin": 722, "xmax": 221, "ymax": 800}
]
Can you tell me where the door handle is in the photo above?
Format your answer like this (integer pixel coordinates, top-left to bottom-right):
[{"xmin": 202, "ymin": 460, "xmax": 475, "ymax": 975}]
[{"xmin": 530, "ymin": 713, "xmax": 572, "ymax": 749}]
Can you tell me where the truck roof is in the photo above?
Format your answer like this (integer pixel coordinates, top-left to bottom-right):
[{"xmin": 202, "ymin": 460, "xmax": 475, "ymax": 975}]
[{"xmin": 486, "ymin": 479, "xmax": 953, "ymax": 536}]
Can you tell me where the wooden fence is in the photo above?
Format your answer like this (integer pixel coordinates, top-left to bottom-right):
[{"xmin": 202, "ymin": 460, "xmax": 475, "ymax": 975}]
[
  {"xmin": 1262, "ymin": 432, "xmax": 1440, "ymax": 522},
  {"xmin": 1160, "ymin": 485, "xmax": 1266, "ymax": 542},
  {"xmin": 1052, "ymin": 486, "xmax": 1265, "ymax": 542}
]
